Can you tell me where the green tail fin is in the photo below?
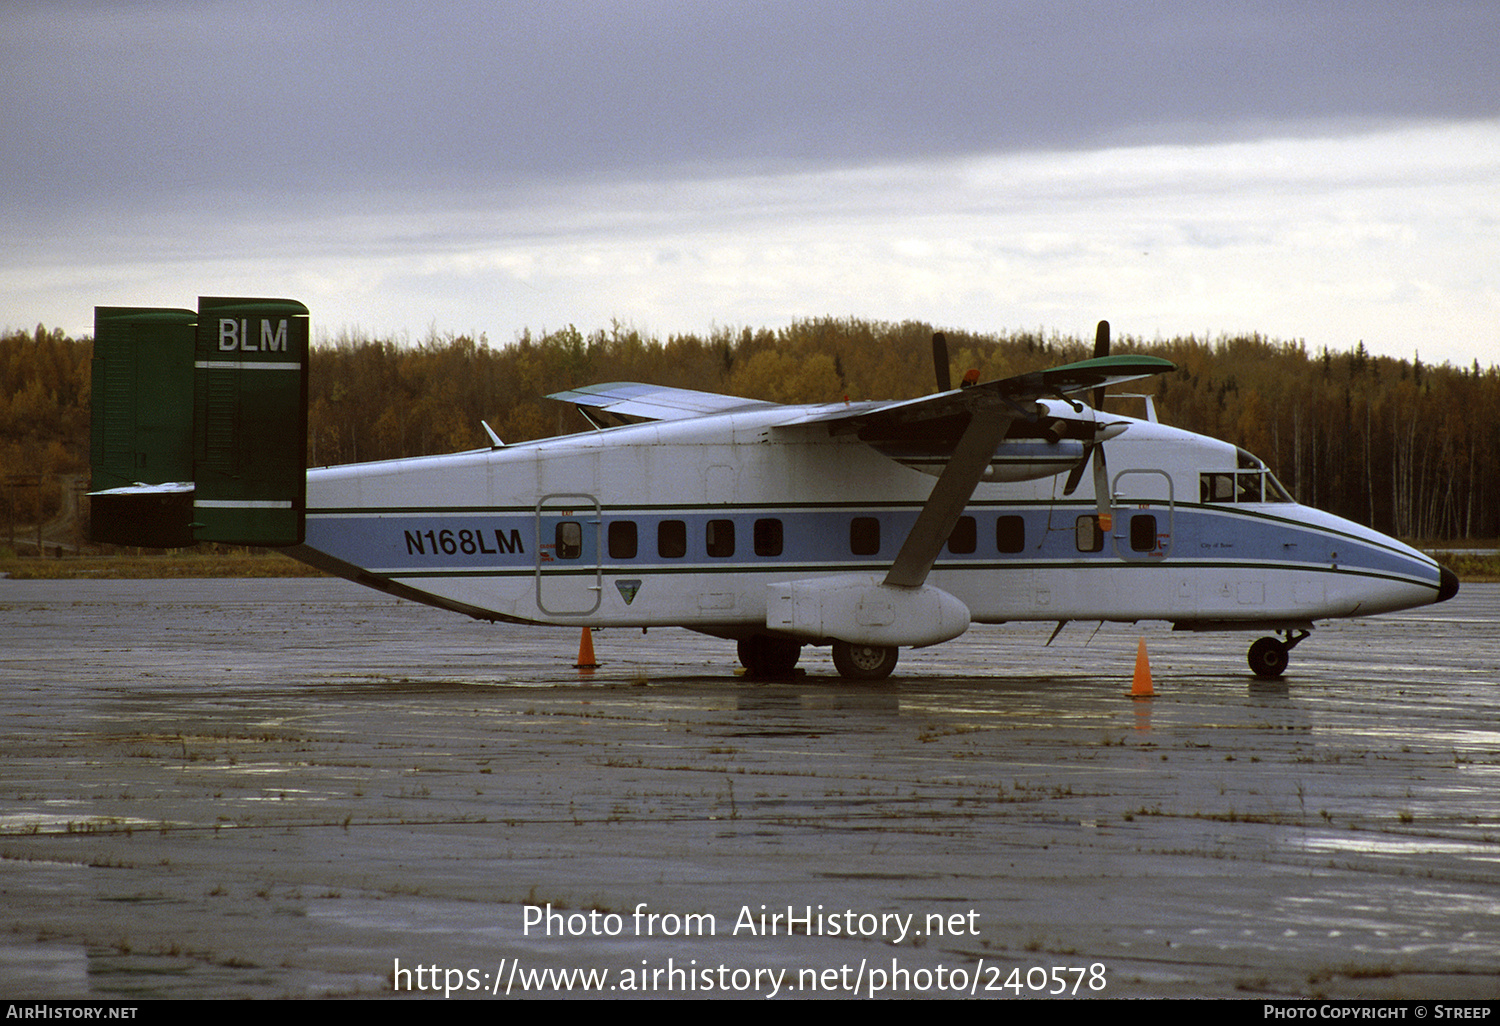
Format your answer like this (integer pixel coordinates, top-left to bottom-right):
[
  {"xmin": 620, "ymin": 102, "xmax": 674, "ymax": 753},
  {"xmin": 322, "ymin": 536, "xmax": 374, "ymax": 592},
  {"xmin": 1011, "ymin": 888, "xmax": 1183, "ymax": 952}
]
[{"xmin": 90, "ymin": 297, "xmax": 309, "ymax": 547}]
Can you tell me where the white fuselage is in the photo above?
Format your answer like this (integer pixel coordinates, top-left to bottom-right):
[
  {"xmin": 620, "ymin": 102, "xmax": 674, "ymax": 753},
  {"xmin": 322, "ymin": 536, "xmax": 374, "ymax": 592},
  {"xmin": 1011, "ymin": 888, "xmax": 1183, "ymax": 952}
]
[{"xmin": 293, "ymin": 402, "xmax": 1448, "ymax": 641}]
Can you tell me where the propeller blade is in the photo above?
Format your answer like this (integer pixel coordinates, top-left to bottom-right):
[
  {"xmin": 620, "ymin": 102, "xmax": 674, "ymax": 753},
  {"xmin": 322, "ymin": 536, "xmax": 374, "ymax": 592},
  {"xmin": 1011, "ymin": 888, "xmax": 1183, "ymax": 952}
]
[
  {"xmin": 1062, "ymin": 441, "xmax": 1092, "ymax": 496},
  {"xmin": 1064, "ymin": 322, "xmax": 1116, "ymax": 519},
  {"xmin": 1092, "ymin": 320, "xmax": 1109, "ymax": 410},
  {"xmin": 932, "ymin": 332, "xmax": 951, "ymax": 393},
  {"xmin": 1092, "ymin": 436, "xmax": 1112, "ymax": 534}
]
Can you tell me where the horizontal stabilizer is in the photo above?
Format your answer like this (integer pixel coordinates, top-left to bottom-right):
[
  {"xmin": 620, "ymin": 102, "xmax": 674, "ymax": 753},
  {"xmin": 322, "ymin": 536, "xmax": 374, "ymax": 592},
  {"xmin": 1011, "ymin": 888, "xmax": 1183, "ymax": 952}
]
[{"xmin": 88, "ymin": 483, "xmax": 196, "ymax": 549}]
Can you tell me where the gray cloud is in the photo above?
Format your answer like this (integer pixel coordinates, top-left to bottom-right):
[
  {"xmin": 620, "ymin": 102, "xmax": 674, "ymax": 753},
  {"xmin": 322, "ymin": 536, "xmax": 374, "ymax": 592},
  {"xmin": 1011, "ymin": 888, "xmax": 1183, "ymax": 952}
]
[
  {"xmin": 4, "ymin": 2, "xmax": 1497, "ymax": 364},
  {"xmin": 6, "ymin": 0, "xmax": 1496, "ymax": 209}
]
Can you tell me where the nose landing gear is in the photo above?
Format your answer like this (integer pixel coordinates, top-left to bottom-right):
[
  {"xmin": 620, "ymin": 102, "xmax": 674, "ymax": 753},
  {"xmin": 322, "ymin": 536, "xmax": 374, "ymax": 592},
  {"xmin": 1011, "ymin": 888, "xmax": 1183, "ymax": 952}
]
[{"xmin": 1247, "ymin": 629, "xmax": 1310, "ymax": 679}]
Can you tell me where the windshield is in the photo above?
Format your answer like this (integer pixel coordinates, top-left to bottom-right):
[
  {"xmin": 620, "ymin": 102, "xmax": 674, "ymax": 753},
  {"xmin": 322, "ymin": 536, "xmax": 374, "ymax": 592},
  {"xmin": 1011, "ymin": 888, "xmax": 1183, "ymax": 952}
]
[{"xmin": 1199, "ymin": 448, "xmax": 1295, "ymax": 504}]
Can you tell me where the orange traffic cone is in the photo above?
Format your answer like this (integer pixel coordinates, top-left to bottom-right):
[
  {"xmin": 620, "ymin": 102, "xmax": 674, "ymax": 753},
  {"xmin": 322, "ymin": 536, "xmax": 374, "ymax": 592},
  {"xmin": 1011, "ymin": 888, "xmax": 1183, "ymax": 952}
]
[
  {"xmin": 575, "ymin": 627, "xmax": 598, "ymax": 670},
  {"xmin": 1130, "ymin": 638, "xmax": 1153, "ymax": 699}
]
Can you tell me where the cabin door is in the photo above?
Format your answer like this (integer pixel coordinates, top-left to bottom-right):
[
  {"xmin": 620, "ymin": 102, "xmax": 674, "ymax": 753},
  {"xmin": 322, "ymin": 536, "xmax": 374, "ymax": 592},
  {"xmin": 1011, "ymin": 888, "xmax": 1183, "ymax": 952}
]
[
  {"xmin": 535, "ymin": 493, "xmax": 602, "ymax": 615},
  {"xmin": 1109, "ymin": 469, "xmax": 1174, "ymax": 561}
]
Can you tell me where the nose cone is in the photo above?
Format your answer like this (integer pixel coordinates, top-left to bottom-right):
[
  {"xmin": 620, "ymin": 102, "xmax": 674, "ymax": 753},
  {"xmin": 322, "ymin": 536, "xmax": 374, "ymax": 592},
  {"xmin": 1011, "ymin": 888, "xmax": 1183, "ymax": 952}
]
[{"xmin": 1437, "ymin": 565, "xmax": 1460, "ymax": 603}]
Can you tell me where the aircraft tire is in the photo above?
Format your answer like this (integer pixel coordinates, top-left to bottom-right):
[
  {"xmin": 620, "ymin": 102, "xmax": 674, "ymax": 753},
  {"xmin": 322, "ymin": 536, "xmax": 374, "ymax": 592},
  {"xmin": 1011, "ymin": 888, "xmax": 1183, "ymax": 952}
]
[
  {"xmin": 738, "ymin": 635, "xmax": 801, "ymax": 679},
  {"xmin": 832, "ymin": 641, "xmax": 899, "ymax": 681},
  {"xmin": 1247, "ymin": 637, "xmax": 1289, "ymax": 679}
]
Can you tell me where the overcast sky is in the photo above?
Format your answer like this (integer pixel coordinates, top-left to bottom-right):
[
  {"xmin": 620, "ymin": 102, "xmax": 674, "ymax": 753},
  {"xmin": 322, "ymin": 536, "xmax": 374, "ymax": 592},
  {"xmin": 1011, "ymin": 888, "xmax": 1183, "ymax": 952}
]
[{"xmin": 4, "ymin": 1, "xmax": 1497, "ymax": 367}]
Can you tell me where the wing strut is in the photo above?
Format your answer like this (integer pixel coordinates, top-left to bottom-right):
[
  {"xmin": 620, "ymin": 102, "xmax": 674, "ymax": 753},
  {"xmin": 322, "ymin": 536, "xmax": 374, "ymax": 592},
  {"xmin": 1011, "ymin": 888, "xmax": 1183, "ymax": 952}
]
[{"xmin": 883, "ymin": 408, "xmax": 1013, "ymax": 589}]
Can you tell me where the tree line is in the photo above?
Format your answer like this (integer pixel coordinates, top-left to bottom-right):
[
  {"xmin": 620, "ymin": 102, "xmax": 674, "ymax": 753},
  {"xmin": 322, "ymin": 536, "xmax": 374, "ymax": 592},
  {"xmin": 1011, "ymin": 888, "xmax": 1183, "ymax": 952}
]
[{"xmin": 2, "ymin": 318, "xmax": 1497, "ymax": 543}]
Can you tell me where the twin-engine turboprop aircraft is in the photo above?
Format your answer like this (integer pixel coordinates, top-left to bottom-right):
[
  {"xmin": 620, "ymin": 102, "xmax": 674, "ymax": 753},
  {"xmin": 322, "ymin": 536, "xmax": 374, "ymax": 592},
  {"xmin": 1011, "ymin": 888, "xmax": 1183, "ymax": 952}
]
[{"xmin": 90, "ymin": 298, "xmax": 1458, "ymax": 680}]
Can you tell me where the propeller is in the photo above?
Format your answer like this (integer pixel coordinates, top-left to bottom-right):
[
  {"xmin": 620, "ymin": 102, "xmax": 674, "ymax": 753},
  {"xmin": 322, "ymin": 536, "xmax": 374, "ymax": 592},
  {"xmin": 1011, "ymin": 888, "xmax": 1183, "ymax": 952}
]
[
  {"xmin": 1091, "ymin": 320, "xmax": 1109, "ymax": 408},
  {"xmin": 932, "ymin": 332, "xmax": 951, "ymax": 393},
  {"xmin": 1062, "ymin": 320, "xmax": 1114, "ymax": 534},
  {"xmin": 1091, "ymin": 434, "xmax": 1112, "ymax": 534}
]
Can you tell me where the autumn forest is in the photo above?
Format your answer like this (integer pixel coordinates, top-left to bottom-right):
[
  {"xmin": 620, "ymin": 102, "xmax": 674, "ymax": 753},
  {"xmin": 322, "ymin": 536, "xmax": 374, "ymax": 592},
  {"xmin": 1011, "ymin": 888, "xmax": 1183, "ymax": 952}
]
[{"xmin": 2, "ymin": 317, "xmax": 1497, "ymax": 546}]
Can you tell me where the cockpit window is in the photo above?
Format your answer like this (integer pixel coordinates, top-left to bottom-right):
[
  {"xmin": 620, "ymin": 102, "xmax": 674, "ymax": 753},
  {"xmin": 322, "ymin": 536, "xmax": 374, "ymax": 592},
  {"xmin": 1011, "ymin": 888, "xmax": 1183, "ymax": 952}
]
[
  {"xmin": 1200, "ymin": 449, "xmax": 1294, "ymax": 504},
  {"xmin": 1201, "ymin": 473, "xmax": 1235, "ymax": 503}
]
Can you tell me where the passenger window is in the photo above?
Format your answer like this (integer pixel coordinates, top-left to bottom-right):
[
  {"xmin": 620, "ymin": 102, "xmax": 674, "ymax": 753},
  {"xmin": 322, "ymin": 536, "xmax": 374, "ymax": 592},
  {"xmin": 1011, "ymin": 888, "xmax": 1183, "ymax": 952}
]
[
  {"xmin": 706, "ymin": 519, "xmax": 735, "ymax": 557},
  {"xmin": 1130, "ymin": 514, "xmax": 1157, "ymax": 552},
  {"xmin": 608, "ymin": 520, "xmax": 637, "ymax": 559},
  {"xmin": 555, "ymin": 521, "xmax": 582, "ymax": 560},
  {"xmin": 754, "ymin": 518, "xmax": 783, "ymax": 557},
  {"xmin": 996, "ymin": 515, "xmax": 1025, "ymax": 553},
  {"xmin": 658, "ymin": 520, "xmax": 686, "ymax": 558},
  {"xmin": 947, "ymin": 516, "xmax": 976, "ymax": 554},
  {"xmin": 1075, "ymin": 515, "xmax": 1103, "ymax": 553},
  {"xmin": 850, "ymin": 517, "xmax": 880, "ymax": 556}
]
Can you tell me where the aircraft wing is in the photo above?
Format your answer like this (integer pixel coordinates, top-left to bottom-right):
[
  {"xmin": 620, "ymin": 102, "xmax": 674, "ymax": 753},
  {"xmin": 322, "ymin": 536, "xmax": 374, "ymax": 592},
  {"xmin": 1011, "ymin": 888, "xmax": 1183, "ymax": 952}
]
[
  {"xmin": 553, "ymin": 355, "xmax": 1173, "ymax": 433},
  {"xmin": 547, "ymin": 381, "xmax": 783, "ymax": 428},
  {"xmin": 553, "ymin": 355, "xmax": 1173, "ymax": 592},
  {"xmin": 781, "ymin": 354, "xmax": 1175, "ymax": 433},
  {"xmin": 781, "ymin": 353, "xmax": 1175, "ymax": 589}
]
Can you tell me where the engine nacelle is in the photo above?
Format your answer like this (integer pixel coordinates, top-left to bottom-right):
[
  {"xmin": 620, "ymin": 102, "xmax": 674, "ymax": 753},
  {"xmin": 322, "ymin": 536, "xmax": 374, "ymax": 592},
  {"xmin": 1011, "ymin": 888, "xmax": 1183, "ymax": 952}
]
[{"xmin": 765, "ymin": 575, "xmax": 971, "ymax": 647}]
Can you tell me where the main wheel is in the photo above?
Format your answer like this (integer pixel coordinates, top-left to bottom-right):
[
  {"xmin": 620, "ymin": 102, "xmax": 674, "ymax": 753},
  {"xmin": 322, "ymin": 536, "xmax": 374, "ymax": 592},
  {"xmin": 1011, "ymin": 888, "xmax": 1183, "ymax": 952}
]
[
  {"xmin": 1247, "ymin": 636, "xmax": 1289, "ymax": 678},
  {"xmin": 831, "ymin": 641, "xmax": 899, "ymax": 681},
  {"xmin": 737, "ymin": 635, "xmax": 801, "ymax": 679}
]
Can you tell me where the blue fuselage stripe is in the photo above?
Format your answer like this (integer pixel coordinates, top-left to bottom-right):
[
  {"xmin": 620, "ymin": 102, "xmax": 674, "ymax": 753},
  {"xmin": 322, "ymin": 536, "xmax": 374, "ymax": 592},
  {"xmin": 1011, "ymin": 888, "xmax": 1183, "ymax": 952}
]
[{"xmin": 303, "ymin": 502, "xmax": 1439, "ymax": 589}]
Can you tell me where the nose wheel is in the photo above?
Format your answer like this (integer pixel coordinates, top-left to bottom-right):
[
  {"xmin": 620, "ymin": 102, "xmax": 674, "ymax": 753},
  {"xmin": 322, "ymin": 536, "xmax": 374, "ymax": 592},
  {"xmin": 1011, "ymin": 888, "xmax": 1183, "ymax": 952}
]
[{"xmin": 1247, "ymin": 629, "xmax": 1309, "ymax": 679}]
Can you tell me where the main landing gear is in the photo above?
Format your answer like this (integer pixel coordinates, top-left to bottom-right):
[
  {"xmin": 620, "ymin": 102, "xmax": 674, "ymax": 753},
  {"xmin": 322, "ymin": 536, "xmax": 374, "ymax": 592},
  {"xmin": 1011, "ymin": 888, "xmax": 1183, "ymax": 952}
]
[
  {"xmin": 1247, "ymin": 629, "xmax": 1310, "ymax": 679},
  {"xmin": 831, "ymin": 641, "xmax": 899, "ymax": 681},
  {"xmin": 737, "ymin": 636, "xmax": 901, "ymax": 681},
  {"xmin": 737, "ymin": 635, "xmax": 802, "ymax": 679}
]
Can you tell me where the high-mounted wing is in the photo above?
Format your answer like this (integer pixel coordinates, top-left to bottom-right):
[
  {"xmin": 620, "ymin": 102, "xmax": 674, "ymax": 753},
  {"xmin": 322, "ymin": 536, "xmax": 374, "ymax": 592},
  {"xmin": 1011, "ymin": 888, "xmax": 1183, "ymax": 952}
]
[
  {"xmin": 784, "ymin": 353, "xmax": 1175, "ymax": 590},
  {"xmin": 551, "ymin": 354, "xmax": 1169, "ymax": 433},
  {"xmin": 548, "ymin": 381, "xmax": 783, "ymax": 429},
  {"xmin": 783, "ymin": 354, "xmax": 1175, "ymax": 434},
  {"xmin": 552, "ymin": 354, "xmax": 1172, "ymax": 593}
]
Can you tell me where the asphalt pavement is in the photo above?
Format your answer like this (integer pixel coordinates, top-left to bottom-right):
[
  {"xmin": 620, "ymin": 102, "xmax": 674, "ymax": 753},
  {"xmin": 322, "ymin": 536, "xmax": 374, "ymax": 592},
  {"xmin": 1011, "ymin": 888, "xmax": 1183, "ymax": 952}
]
[{"xmin": 1, "ymin": 578, "xmax": 1496, "ymax": 999}]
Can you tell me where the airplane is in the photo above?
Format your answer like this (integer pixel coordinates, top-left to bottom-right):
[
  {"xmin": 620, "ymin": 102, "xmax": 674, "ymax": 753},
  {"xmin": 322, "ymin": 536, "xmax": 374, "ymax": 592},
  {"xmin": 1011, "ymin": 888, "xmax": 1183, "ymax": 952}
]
[{"xmin": 88, "ymin": 297, "xmax": 1459, "ymax": 681}]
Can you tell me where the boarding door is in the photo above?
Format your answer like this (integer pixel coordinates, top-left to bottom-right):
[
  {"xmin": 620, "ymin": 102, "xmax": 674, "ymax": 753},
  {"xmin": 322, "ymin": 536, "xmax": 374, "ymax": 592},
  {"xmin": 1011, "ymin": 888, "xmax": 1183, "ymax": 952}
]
[
  {"xmin": 536, "ymin": 494, "xmax": 602, "ymax": 615},
  {"xmin": 1110, "ymin": 470, "xmax": 1173, "ymax": 561}
]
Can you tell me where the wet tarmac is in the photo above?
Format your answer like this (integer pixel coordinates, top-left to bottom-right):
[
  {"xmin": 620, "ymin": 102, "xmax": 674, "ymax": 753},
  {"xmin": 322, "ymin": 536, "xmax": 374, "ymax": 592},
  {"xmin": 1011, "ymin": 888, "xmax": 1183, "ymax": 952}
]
[{"xmin": 0, "ymin": 578, "xmax": 1497, "ymax": 1000}]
